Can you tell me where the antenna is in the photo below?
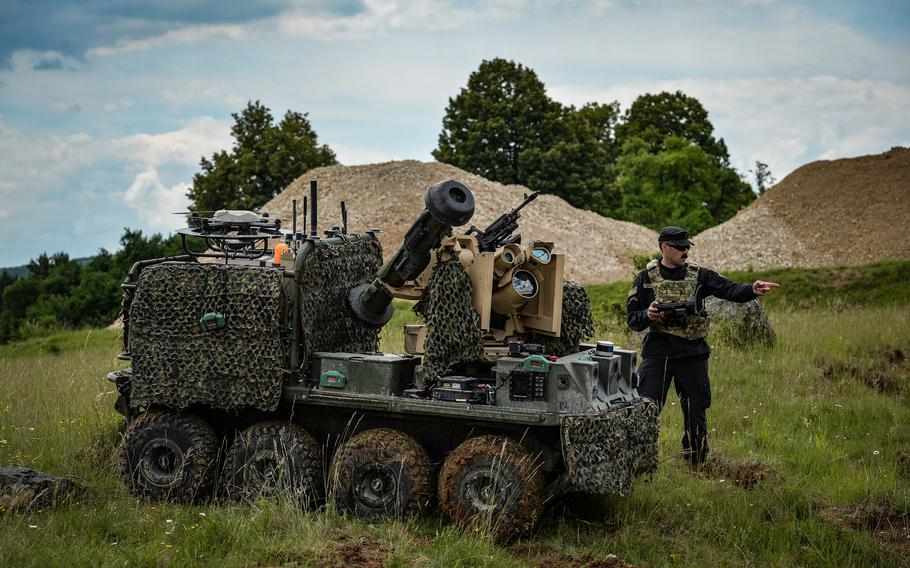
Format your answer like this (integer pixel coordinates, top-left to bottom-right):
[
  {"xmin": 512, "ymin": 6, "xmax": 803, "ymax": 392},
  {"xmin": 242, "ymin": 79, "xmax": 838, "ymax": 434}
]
[
  {"xmin": 291, "ymin": 199, "xmax": 297, "ymax": 237},
  {"xmin": 341, "ymin": 201, "xmax": 348, "ymax": 235},
  {"xmin": 309, "ymin": 180, "xmax": 318, "ymax": 238},
  {"xmin": 302, "ymin": 196, "xmax": 308, "ymax": 238}
]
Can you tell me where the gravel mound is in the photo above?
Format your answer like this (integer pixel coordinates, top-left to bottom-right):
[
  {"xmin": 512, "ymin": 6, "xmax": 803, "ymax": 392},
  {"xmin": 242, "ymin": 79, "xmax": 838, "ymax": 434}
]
[
  {"xmin": 693, "ymin": 147, "xmax": 910, "ymax": 271},
  {"xmin": 262, "ymin": 161, "xmax": 657, "ymax": 283}
]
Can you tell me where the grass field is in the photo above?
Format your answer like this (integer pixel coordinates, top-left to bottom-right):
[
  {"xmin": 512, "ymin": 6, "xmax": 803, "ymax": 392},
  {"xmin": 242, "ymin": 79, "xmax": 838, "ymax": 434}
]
[{"xmin": 1, "ymin": 267, "xmax": 908, "ymax": 566}]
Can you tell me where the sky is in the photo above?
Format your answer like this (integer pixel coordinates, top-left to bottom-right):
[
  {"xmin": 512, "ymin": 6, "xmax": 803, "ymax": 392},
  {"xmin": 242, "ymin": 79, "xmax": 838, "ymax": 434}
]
[{"xmin": 1, "ymin": 0, "xmax": 908, "ymax": 267}]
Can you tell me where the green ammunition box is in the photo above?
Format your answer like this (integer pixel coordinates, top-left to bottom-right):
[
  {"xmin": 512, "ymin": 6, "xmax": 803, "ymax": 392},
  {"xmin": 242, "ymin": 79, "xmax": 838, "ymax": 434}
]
[{"xmin": 313, "ymin": 352, "xmax": 418, "ymax": 396}]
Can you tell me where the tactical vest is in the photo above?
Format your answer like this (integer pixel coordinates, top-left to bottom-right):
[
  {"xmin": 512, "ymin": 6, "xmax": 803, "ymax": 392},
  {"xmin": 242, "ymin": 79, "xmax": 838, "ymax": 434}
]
[{"xmin": 645, "ymin": 259, "xmax": 709, "ymax": 340}]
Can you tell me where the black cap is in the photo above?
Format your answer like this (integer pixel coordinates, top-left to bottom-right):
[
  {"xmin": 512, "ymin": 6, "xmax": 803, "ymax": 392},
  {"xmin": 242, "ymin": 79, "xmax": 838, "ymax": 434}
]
[{"xmin": 658, "ymin": 226, "xmax": 694, "ymax": 247}]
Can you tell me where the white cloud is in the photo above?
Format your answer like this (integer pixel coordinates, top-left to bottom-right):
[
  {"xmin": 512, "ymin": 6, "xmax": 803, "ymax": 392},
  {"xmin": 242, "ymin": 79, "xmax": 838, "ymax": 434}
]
[
  {"xmin": 161, "ymin": 83, "xmax": 246, "ymax": 109},
  {"xmin": 8, "ymin": 49, "xmax": 79, "ymax": 71},
  {"xmin": 117, "ymin": 116, "xmax": 232, "ymax": 168},
  {"xmin": 123, "ymin": 167, "xmax": 192, "ymax": 230},
  {"xmin": 0, "ymin": 116, "xmax": 233, "ymax": 263},
  {"xmin": 115, "ymin": 118, "xmax": 232, "ymax": 231},
  {"xmin": 87, "ymin": 23, "xmax": 251, "ymax": 57},
  {"xmin": 86, "ymin": 0, "xmax": 519, "ymax": 56},
  {"xmin": 550, "ymin": 75, "xmax": 910, "ymax": 180}
]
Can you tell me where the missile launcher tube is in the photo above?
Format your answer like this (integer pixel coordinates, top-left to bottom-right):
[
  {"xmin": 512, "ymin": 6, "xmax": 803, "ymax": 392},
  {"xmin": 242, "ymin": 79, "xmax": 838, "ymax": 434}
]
[{"xmin": 349, "ymin": 180, "xmax": 475, "ymax": 327}]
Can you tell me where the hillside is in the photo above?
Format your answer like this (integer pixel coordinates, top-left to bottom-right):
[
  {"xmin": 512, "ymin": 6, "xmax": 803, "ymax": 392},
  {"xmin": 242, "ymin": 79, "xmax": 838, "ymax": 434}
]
[
  {"xmin": 261, "ymin": 161, "xmax": 657, "ymax": 283},
  {"xmin": 694, "ymin": 147, "xmax": 910, "ymax": 271}
]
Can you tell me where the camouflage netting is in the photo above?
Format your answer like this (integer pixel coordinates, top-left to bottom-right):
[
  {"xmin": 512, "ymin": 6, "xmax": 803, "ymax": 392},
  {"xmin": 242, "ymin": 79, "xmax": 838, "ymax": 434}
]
[
  {"xmin": 298, "ymin": 237, "xmax": 383, "ymax": 376},
  {"xmin": 413, "ymin": 257, "xmax": 484, "ymax": 387},
  {"xmin": 539, "ymin": 280, "xmax": 595, "ymax": 356},
  {"xmin": 130, "ymin": 264, "xmax": 287, "ymax": 412},
  {"xmin": 561, "ymin": 400, "xmax": 660, "ymax": 495}
]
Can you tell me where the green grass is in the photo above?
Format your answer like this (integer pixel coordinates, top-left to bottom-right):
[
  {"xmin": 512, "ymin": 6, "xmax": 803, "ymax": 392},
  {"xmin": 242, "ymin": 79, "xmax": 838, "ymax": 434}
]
[{"xmin": 1, "ymin": 265, "xmax": 909, "ymax": 566}]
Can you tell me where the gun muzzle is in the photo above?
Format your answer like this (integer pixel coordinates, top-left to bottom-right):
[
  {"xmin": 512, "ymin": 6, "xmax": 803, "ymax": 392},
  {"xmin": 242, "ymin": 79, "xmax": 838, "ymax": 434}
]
[{"xmin": 349, "ymin": 180, "xmax": 475, "ymax": 327}]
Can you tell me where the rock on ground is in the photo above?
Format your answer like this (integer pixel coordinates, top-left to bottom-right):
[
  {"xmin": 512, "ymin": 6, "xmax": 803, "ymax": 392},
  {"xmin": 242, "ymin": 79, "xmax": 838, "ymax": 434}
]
[
  {"xmin": 0, "ymin": 465, "xmax": 89, "ymax": 511},
  {"xmin": 705, "ymin": 297, "xmax": 776, "ymax": 347}
]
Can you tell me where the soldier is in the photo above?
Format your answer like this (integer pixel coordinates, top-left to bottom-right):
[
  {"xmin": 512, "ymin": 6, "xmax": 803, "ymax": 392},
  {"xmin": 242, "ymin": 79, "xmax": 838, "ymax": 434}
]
[{"xmin": 627, "ymin": 226, "xmax": 779, "ymax": 465}]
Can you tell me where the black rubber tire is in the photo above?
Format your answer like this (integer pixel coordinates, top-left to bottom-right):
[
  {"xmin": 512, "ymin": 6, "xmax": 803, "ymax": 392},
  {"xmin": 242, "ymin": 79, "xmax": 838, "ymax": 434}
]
[
  {"xmin": 119, "ymin": 409, "xmax": 219, "ymax": 502},
  {"xmin": 222, "ymin": 421, "xmax": 323, "ymax": 506},
  {"xmin": 438, "ymin": 435, "xmax": 544, "ymax": 541},
  {"xmin": 424, "ymin": 180, "xmax": 475, "ymax": 226},
  {"xmin": 330, "ymin": 428, "xmax": 434, "ymax": 518}
]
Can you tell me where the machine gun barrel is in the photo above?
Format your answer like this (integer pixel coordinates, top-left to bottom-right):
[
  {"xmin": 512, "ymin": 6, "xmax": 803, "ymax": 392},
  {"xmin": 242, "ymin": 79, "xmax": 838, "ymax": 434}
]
[
  {"xmin": 472, "ymin": 190, "xmax": 540, "ymax": 252},
  {"xmin": 349, "ymin": 180, "xmax": 475, "ymax": 327}
]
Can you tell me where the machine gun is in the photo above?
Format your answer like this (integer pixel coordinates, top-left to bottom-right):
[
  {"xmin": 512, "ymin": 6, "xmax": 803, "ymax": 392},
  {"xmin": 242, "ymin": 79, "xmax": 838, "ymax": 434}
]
[{"xmin": 467, "ymin": 190, "xmax": 540, "ymax": 252}]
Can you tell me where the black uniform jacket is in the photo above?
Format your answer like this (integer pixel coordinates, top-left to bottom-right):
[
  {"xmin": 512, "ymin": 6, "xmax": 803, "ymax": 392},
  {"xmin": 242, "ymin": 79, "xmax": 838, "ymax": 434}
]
[{"xmin": 627, "ymin": 261, "xmax": 757, "ymax": 360}]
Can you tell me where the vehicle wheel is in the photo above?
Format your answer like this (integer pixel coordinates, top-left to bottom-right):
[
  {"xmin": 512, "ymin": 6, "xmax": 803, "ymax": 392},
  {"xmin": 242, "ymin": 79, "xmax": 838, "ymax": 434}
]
[
  {"xmin": 119, "ymin": 409, "xmax": 218, "ymax": 502},
  {"xmin": 438, "ymin": 435, "xmax": 544, "ymax": 541},
  {"xmin": 223, "ymin": 421, "xmax": 323, "ymax": 506},
  {"xmin": 330, "ymin": 428, "xmax": 434, "ymax": 518}
]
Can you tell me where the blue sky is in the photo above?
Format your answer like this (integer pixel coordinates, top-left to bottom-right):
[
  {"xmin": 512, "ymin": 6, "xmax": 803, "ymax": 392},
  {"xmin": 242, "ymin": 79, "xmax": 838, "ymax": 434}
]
[{"xmin": 1, "ymin": 0, "xmax": 908, "ymax": 266}]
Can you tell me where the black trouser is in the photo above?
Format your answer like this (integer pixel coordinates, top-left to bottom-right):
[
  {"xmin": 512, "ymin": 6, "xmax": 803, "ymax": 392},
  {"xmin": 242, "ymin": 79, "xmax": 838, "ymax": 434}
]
[{"xmin": 636, "ymin": 356, "xmax": 712, "ymax": 464}]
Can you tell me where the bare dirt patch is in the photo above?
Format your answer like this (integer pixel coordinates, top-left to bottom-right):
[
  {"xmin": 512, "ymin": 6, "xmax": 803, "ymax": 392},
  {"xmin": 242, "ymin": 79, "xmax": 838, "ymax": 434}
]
[
  {"xmin": 697, "ymin": 454, "xmax": 783, "ymax": 490},
  {"xmin": 820, "ymin": 498, "xmax": 910, "ymax": 550},
  {"xmin": 262, "ymin": 160, "xmax": 657, "ymax": 284},
  {"xmin": 694, "ymin": 147, "xmax": 910, "ymax": 271},
  {"xmin": 820, "ymin": 349, "xmax": 908, "ymax": 396},
  {"xmin": 318, "ymin": 534, "xmax": 386, "ymax": 568},
  {"xmin": 516, "ymin": 544, "xmax": 646, "ymax": 568}
]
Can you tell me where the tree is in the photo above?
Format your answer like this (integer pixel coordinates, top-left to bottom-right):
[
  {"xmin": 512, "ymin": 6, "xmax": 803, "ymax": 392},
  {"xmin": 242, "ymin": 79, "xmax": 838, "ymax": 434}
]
[
  {"xmin": 435, "ymin": 60, "xmax": 626, "ymax": 211},
  {"xmin": 1, "ymin": 277, "xmax": 40, "ymax": 321},
  {"xmin": 27, "ymin": 253, "xmax": 52, "ymax": 278},
  {"xmin": 750, "ymin": 161, "xmax": 776, "ymax": 195},
  {"xmin": 520, "ymin": 102, "xmax": 622, "ymax": 211},
  {"xmin": 616, "ymin": 91, "xmax": 731, "ymax": 166},
  {"xmin": 67, "ymin": 270, "xmax": 121, "ymax": 327},
  {"xmin": 434, "ymin": 58, "xmax": 565, "ymax": 186},
  {"xmin": 615, "ymin": 136, "xmax": 754, "ymax": 234},
  {"xmin": 111, "ymin": 228, "xmax": 194, "ymax": 278},
  {"xmin": 0, "ymin": 271, "xmax": 16, "ymax": 313},
  {"xmin": 42, "ymin": 253, "xmax": 81, "ymax": 297},
  {"xmin": 188, "ymin": 101, "xmax": 337, "ymax": 212}
]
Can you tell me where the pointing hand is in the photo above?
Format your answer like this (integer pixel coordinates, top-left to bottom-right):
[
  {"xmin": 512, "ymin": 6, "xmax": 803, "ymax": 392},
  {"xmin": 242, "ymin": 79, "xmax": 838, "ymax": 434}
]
[{"xmin": 752, "ymin": 281, "xmax": 780, "ymax": 296}]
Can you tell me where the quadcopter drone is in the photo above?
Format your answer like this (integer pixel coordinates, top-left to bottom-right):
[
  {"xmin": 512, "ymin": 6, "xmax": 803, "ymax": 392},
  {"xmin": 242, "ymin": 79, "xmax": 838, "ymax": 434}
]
[{"xmin": 176, "ymin": 210, "xmax": 283, "ymax": 261}]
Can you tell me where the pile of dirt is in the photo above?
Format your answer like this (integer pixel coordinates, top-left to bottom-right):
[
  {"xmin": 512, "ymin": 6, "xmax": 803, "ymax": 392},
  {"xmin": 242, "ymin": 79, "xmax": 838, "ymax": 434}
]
[
  {"xmin": 261, "ymin": 161, "xmax": 657, "ymax": 283},
  {"xmin": 693, "ymin": 147, "xmax": 910, "ymax": 271},
  {"xmin": 697, "ymin": 454, "xmax": 783, "ymax": 490},
  {"xmin": 820, "ymin": 498, "xmax": 910, "ymax": 550},
  {"xmin": 819, "ymin": 348, "xmax": 908, "ymax": 396}
]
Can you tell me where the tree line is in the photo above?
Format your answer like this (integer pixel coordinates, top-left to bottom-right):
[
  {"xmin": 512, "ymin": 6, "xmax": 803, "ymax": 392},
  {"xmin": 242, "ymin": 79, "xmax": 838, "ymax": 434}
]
[
  {"xmin": 2, "ymin": 58, "xmax": 770, "ymax": 342},
  {"xmin": 0, "ymin": 231, "xmax": 191, "ymax": 343},
  {"xmin": 433, "ymin": 58, "xmax": 757, "ymax": 233}
]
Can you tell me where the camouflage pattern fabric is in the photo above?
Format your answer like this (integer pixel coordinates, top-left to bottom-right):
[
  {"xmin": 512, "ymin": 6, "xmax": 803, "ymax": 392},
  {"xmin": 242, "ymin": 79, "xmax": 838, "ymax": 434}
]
[
  {"xmin": 561, "ymin": 400, "xmax": 660, "ymax": 495},
  {"xmin": 413, "ymin": 257, "xmax": 484, "ymax": 387},
  {"xmin": 298, "ymin": 237, "xmax": 383, "ymax": 376},
  {"xmin": 129, "ymin": 264, "xmax": 287, "ymax": 412},
  {"xmin": 646, "ymin": 259, "xmax": 709, "ymax": 340},
  {"xmin": 540, "ymin": 280, "xmax": 595, "ymax": 356}
]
